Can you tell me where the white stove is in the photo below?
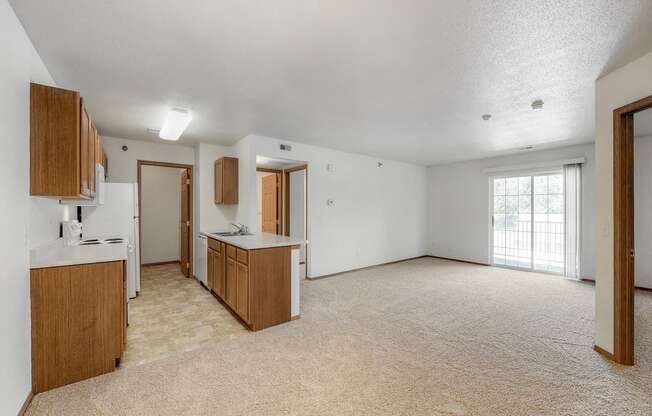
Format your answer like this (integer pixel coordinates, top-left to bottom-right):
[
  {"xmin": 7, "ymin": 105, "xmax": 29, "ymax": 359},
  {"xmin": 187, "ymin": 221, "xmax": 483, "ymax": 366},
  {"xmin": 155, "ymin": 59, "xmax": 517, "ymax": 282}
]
[{"xmin": 77, "ymin": 237, "xmax": 127, "ymax": 246}]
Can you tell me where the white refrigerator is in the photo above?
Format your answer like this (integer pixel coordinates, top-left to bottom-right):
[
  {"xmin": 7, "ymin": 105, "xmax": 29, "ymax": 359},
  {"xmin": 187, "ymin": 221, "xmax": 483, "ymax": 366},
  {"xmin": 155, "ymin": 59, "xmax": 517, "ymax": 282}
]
[{"xmin": 82, "ymin": 182, "xmax": 140, "ymax": 299}]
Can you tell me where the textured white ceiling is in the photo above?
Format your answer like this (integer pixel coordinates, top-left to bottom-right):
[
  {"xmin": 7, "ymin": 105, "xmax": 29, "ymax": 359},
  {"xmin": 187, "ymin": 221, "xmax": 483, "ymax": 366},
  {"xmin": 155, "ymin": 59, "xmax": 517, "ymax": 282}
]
[{"xmin": 10, "ymin": 0, "xmax": 652, "ymax": 165}]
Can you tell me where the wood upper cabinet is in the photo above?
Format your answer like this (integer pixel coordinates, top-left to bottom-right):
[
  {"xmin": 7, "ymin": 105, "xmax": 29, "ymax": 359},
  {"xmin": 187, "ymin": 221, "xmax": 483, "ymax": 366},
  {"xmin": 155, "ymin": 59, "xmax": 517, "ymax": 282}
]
[
  {"xmin": 79, "ymin": 104, "xmax": 91, "ymax": 197},
  {"xmin": 31, "ymin": 261, "xmax": 126, "ymax": 393},
  {"xmin": 214, "ymin": 157, "xmax": 238, "ymax": 204},
  {"xmin": 30, "ymin": 83, "xmax": 105, "ymax": 199},
  {"xmin": 89, "ymin": 122, "xmax": 97, "ymax": 197}
]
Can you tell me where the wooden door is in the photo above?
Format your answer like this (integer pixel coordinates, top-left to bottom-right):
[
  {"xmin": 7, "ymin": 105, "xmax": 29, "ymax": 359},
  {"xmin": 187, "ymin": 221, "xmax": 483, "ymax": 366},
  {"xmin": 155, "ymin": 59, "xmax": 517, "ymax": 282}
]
[
  {"xmin": 226, "ymin": 257, "xmax": 237, "ymax": 308},
  {"xmin": 79, "ymin": 104, "xmax": 91, "ymax": 197},
  {"xmin": 236, "ymin": 262, "xmax": 249, "ymax": 322},
  {"xmin": 180, "ymin": 170, "xmax": 190, "ymax": 277},
  {"xmin": 262, "ymin": 174, "xmax": 279, "ymax": 233}
]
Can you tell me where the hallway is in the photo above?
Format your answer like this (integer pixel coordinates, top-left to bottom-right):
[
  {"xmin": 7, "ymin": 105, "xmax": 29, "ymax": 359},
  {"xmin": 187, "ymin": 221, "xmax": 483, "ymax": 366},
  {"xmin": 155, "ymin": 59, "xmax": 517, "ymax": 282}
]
[{"xmin": 120, "ymin": 264, "xmax": 247, "ymax": 368}]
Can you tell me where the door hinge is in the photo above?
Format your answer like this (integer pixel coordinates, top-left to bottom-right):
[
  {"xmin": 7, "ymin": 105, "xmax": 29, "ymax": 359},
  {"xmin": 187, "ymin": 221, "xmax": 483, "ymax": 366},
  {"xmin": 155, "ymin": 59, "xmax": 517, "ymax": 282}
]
[
  {"xmin": 630, "ymin": 249, "xmax": 635, "ymax": 257},
  {"xmin": 186, "ymin": 262, "xmax": 190, "ymax": 268},
  {"xmin": 186, "ymin": 221, "xmax": 190, "ymax": 227},
  {"xmin": 186, "ymin": 179, "xmax": 190, "ymax": 185}
]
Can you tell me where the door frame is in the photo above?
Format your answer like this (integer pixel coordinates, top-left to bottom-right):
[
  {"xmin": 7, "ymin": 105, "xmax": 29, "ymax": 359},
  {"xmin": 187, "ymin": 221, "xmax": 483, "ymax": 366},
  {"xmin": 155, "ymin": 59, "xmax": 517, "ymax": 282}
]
[
  {"xmin": 137, "ymin": 160, "xmax": 194, "ymax": 278},
  {"xmin": 612, "ymin": 94, "xmax": 652, "ymax": 365},
  {"xmin": 256, "ymin": 164, "xmax": 310, "ymax": 276},
  {"xmin": 258, "ymin": 169, "xmax": 281, "ymax": 234}
]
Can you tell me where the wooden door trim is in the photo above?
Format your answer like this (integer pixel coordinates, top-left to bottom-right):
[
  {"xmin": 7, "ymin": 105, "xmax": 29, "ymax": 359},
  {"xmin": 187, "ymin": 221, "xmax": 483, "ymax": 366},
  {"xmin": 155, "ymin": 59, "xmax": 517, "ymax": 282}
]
[
  {"xmin": 612, "ymin": 94, "xmax": 652, "ymax": 366},
  {"xmin": 256, "ymin": 167, "xmax": 282, "ymax": 174},
  {"xmin": 137, "ymin": 160, "xmax": 194, "ymax": 278}
]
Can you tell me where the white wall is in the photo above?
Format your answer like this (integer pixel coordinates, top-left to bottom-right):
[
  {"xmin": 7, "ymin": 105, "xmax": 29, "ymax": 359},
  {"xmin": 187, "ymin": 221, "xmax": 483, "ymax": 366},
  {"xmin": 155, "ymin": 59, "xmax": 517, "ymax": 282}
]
[
  {"xmin": 236, "ymin": 135, "xmax": 428, "ymax": 278},
  {"xmin": 595, "ymin": 50, "xmax": 652, "ymax": 354},
  {"xmin": 102, "ymin": 136, "xmax": 194, "ymax": 183},
  {"xmin": 195, "ymin": 142, "xmax": 236, "ymax": 233},
  {"xmin": 635, "ymin": 135, "xmax": 652, "ymax": 289},
  {"xmin": 141, "ymin": 166, "xmax": 184, "ymax": 264},
  {"xmin": 1, "ymin": 1, "xmax": 59, "ymax": 413},
  {"xmin": 102, "ymin": 136, "xmax": 200, "ymax": 270},
  {"xmin": 427, "ymin": 143, "xmax": 596, "ymax": 278}
]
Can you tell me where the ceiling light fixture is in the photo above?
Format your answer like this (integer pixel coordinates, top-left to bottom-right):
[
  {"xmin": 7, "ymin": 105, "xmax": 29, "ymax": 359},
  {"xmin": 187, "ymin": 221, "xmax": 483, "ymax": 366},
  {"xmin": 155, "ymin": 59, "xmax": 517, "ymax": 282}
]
[
  {"xmin": 159, "ymin": 108, "xmax": 192, "ymax": 141},
  {"xmin": 482, "ymin": 114, "xmax": 492, "ymax": 121},
  {"xmin": 531, "ymin": 99, "xmax": 544, "ymax": 111}
]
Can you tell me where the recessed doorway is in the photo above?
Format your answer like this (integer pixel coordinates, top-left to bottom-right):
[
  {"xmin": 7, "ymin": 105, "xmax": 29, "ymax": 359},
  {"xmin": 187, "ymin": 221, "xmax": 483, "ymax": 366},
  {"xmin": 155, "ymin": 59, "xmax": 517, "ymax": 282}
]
[
  {"xmin": 612, "ymin": 95, "xmax": 652, "ymax": 365},
  {"xmin": 256, "ymin": 155, "xmax": 308, "ymax": 279}
]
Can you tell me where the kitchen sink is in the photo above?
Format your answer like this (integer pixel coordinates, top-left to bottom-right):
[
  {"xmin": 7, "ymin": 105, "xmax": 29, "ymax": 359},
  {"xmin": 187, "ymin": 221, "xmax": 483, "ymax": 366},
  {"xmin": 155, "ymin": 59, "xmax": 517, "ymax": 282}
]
[{"xmin": 212, "ymin": 231, "xmax": 253, "ymax": 237}]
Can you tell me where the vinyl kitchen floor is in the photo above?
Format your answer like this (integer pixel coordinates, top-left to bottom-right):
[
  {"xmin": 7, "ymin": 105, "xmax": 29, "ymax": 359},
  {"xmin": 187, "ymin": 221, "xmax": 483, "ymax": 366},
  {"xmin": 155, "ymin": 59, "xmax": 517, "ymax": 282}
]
[{"xmin": 119, "ymin": 263, "xmax": 247, "ymax": 368}]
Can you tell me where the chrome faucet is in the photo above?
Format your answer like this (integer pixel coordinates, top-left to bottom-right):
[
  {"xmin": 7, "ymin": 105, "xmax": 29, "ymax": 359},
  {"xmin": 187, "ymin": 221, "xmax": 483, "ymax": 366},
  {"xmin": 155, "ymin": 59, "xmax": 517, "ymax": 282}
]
[{"xmin": 231, "ymin": 223, "xmax": 249, "ymax": 235}]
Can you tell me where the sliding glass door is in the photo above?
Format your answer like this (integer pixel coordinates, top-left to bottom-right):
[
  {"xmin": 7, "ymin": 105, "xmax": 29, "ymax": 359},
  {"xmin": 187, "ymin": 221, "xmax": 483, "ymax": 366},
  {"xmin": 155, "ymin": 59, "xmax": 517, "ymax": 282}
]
[{"xmin": 492, "ymin": 173, "xmax": 564, "ymax": 274}]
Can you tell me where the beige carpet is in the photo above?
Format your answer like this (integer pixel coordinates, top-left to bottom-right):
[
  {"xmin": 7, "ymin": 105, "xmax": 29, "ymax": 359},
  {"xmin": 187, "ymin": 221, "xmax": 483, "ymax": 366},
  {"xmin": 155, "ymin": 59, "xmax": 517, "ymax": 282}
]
[
  {"xmin": 120, "ymin": 264, "xmax": 247, "ymax": 368},
  {"xmin": 26, "ymin": 258, "xmax": 652, "ymax": 415}
]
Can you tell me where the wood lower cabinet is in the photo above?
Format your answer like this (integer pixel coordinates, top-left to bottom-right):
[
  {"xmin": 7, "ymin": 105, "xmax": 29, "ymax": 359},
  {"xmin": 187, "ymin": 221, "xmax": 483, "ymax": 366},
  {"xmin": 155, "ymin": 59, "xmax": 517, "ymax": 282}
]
[
  {"xmin": 207, "ymin": 237, "xmax": 291, "ymax": 331},
  {"xmin": 225, "ymin": 257, "xmax": 238, "ymax": 309},
  {"xmin": 30, "ymin": 261, "xmax": 127, "ymax": 393},
  {"xmin": 235, "ymin": 262, "xmax": 250, "ymax": 323}
]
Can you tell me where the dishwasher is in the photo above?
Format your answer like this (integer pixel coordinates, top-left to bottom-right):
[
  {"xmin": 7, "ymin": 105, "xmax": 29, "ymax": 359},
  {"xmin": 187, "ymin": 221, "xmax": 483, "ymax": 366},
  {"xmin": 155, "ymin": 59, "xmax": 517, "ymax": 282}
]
[{"xmin": 197, "ymin": 234, "xmax": 208, "ymax": 287}]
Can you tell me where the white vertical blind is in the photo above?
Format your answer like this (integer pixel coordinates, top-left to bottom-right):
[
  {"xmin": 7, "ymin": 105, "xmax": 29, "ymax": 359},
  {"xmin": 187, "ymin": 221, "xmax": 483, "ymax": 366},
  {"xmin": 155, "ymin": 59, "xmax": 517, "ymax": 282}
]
[{"xmin": 563, "ymin": 164, "xmax": 581, "ymax": 279}]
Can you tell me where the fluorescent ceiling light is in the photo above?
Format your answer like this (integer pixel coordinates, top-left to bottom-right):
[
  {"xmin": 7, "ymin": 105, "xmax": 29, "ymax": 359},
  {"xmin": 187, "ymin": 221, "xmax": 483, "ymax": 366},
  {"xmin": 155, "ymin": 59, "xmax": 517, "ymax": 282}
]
[{"xmin": 159, "ymin": 108, "xmax": 192, "ymax": 140}]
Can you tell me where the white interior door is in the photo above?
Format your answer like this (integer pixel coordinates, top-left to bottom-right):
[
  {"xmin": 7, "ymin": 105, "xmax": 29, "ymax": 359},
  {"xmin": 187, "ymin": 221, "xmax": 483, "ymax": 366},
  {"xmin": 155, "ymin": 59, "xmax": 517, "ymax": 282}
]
[{"xmin": 492, "ymin": 172, "xmax": 564, "ymax": 274}]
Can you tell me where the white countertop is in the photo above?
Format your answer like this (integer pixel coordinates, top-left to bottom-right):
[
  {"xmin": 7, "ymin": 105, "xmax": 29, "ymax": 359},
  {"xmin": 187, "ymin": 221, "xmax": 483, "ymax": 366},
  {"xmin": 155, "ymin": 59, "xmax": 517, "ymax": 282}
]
[
  {"xmin": 200, "ymin": 231, "xmax": 305, "ymax": 250},
  {"xmin": 30, "ymin": 239, "xmax": 129, "ymax": 269}
]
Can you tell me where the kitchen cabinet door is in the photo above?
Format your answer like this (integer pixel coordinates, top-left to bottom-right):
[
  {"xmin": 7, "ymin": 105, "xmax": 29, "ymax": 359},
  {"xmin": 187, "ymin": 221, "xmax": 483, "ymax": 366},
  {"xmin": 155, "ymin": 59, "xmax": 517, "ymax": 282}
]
[
  {"xmin": 80, "ymin": 104, "xmax": 91, "ymax": 197},
  {"xmin": 216, "ymin": 247, "xmax": 226, "ymax": 299},
  {"xmin": 225, "ymin": 257, "xmax": 237, "ymax": 309},
  {"xmin": 236, "ymin": 262, "xmax": 249, "ymax": 323},
  {"xmin": 89, "ymin": 122, "xmax": 96, "ymax": 196},
  {"xmin": 207, "ymin": 248, "xmax": 215, "ymax": 290},
  {"xmin": 214, "ymin": 157, "xmax": 238, "ymax": 204}
]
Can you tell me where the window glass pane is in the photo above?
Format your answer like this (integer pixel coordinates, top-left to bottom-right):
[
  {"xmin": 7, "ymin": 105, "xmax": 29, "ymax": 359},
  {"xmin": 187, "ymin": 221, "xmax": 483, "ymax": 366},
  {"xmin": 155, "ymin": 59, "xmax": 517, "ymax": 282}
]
[
  {"xmin": 519, "ymin": 195, "xmax": 531, "ymax": 213},
  {"xmin": 494, "ymin": 196, "xmax": 505, "ymax": 213},
  {"xmin": 548, "ymin": 174, "xmax": 563, "ymax": 194},
  {"xmin": 494, "ymin": 214, "xmax": 506, "ymax": 229},
  {"xmin": 534, "ymin": 195, "xmax": 548, "ymax": 213},
  {"xmin": 494, "ymin": 178, "xmax": 506, "ymax": 195},
  {"xmin": 506, "ymin": 177, "xmax": 519, "ymax": 195},
  {"xmin": 519, "ymin": 176, "xmax": 532, "ymax": 195},
  {"xmin": 534, "ymin": 176, "xmax": 548, "ymax": 194},
  {"xmin": 549, "ymin": 194, "xmax": 563, "ymax": 214},
  {"xmin": 505, "ymin": 214, "xmax": 519, "ymax": 230},
  {"xmin": 505, "ymin": 196, "xmax": 518, "ymax": 214}
]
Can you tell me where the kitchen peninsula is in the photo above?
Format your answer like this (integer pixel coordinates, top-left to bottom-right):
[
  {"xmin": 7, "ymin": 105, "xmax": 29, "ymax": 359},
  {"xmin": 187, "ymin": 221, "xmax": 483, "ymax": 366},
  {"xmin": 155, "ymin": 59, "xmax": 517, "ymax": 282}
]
[{"xmin": 200, "ymin": 231, "xmax": 303, "ymax": 331}]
